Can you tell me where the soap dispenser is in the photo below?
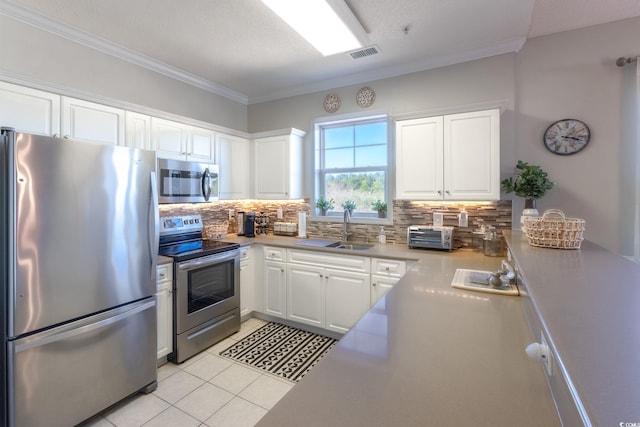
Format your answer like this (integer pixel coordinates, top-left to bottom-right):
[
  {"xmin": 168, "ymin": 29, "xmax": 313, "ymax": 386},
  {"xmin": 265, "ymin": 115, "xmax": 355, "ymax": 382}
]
[{"xmin": 378, "ymin": 227, "xmax": 386, "ymax": 245}]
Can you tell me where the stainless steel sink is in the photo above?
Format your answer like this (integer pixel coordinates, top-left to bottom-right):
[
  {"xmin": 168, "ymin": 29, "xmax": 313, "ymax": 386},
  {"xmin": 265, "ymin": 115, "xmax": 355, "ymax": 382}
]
[{"xmin": 326, "ymin": 242, "xmax": 374, "ymax": 250}]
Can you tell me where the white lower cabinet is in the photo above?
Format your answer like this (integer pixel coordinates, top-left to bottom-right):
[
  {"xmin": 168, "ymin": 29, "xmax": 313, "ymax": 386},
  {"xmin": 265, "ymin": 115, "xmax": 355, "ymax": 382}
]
[
  {"xmin": 156, "ymin": 263, "xmax": 173, "ymax": 360},
  {"xmin": 325, "ymin": 269, "xmax": 371, "ymax": 334},
  {"xmin": 370, "ymin": 276, "xmax": 399, "ymax": 306},
  {"xmin": 287, "ymin": 264, "xmax": 326, "ymax": 328},
  {"xmin": 264, "ymin": 260, "xmax": 287, "ymax": 319},
  {"xmin": 240, "ymin": 247, "xmax": 254, "ymax": 318}
]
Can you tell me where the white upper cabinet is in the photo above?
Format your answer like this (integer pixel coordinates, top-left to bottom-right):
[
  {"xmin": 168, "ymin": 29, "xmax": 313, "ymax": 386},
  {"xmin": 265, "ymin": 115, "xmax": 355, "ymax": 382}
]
[
  {"xmin": 216, "ymin": 133, "xmax": 251, "ymax": 199},
  {"xmin": 443, "ymin": 109, "xmax": 500, "ymax": 200},
  {"xmin": 253, "ymin": 129, "xmax": 305, "ymax": 199},
  {"xmin": 396, "ymin": 108, "xmax": 500, "ymax": 201},
  {"xmin": 152, "ymin": 117, "xmax": 215, "ymax": 162},
  {"xmin": 396, "ymin": 116, "xmax": 443, "ymax": 200},
  {"xmin": 61, "ymin": 97, "xmax": 125, "ymax": 146},
  {"xmin": 0, "ymin": 81, "xmax": 61, "ymax": 136},
  {"xmin": 125, "ymin": 111, "xmax": 151, "ymax": 150}
]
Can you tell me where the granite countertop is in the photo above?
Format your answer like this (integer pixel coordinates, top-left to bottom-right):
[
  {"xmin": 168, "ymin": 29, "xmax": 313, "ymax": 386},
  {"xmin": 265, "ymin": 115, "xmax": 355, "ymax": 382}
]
[
  {"xmin": 247, "ymin": 234, "xmax": 559, "ymax": 426},
  {"xmin": 504, "ymin": 231, "xmax": 640, "ymax": 425}
]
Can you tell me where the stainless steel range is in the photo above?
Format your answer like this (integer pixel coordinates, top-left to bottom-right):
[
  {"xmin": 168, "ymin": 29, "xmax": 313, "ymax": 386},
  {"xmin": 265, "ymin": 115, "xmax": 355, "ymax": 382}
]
[{"xmin": 159, "ymin": 215, "xmax": 240, "ymax": 363}]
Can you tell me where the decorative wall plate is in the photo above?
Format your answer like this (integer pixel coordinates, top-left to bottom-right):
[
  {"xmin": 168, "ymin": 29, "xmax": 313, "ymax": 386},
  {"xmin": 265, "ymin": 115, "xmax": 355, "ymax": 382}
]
[
  {"xmin": 356, "ymin": 86, "xmax": 375, "ymax": 108},
  {"xmin": 323, "ymin": 93, "xmax": 341, "ymax": 113}
]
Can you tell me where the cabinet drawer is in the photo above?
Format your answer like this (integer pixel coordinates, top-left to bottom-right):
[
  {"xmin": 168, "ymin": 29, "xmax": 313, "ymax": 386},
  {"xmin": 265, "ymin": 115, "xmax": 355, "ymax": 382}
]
[
  {"xmin": 157, "ymin": 263, "xmax": 173, "ymax": 287},
  {"xmin": 264, "ymin": 246, "xmax": 286, "ymax": 262},
  {"xmin": 288, "ymin": 249, "xmax": 370, "ymax": 274},
  {"xmin": 240, "ymin": 247, "xmax": 250, "ymax": 260},
  {"xmin": 371, "ymin": 258, "xmax": 406, "ymax": 277}
]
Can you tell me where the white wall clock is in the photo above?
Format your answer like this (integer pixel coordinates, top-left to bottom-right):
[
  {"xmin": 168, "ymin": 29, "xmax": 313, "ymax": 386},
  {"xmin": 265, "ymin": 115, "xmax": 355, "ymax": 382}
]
[
  {"xmin": 543, "ymin": 119, "xmax": 591, "ymax": 155},
  {"xmin": 356, "ymin": 87, "xmax": 375, "ymax": 108},
  {"xmin": 323, "ymin": 93, "xmax": 341, "ymax": 113}
]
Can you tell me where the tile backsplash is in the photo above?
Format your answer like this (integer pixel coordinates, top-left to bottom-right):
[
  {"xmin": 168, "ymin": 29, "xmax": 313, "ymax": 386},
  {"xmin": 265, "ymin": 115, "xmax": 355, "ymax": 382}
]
[{"xmin": 160, "ymin": 199, "xmax": 511, "ymax": 249}]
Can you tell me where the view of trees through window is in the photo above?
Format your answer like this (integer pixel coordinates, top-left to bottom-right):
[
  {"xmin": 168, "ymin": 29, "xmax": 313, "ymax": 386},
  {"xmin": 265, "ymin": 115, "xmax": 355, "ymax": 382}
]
[{"xmin": 316, "ymin": 117, "xmax": 388, "ymax": 215}]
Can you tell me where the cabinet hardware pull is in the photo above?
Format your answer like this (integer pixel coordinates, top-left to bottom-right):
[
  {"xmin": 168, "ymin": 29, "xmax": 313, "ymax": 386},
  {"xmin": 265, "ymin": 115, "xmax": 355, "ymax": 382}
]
[{"xmin": 372, "ymin": 283, "xmax": 377, "ymax": 286}]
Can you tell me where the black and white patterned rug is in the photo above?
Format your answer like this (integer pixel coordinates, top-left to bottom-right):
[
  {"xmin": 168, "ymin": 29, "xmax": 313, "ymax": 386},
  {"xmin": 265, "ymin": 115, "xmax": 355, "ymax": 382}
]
[{"xmin": 219, "ymin": 322, "xmax": 337, "ymax": 383}]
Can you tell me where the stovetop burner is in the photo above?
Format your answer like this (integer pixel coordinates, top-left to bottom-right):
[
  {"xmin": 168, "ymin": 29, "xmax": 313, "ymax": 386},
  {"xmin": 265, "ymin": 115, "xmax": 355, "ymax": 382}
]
[{"xmin": 159, "ymin": 214, "xmax": 239, "ymax": 262}]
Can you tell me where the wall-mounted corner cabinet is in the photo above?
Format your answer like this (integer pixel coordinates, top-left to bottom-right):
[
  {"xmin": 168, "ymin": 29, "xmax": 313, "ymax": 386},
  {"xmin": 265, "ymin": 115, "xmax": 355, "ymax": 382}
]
[
  {"xmin": 216, "ymin": 133, "xmax": 251, "ymax": 200},
  {"xmin": 396, "ymin": 109, "xmax": 500, "ymax": 201},
  {"xmin": 0, "ymin": 81, "xmax": 60, "ymax": 136},
  {"xmin": 253, "ymin": 129, "xmax": 305, "ymax": 199},
  {"xmin": 152, "ymin": 117, "xmax": 215, "ymax": 162}
]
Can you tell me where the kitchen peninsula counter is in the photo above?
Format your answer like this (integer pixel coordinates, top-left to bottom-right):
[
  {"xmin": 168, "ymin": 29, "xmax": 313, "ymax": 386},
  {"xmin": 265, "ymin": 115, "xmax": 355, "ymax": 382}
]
[
  {"xmin": 240, "ymin": 235, "xmax": 560, "ymax": 426},
  {"xmin": 503, "ymin": 231, "xmax": 640, "ymax": 426}
]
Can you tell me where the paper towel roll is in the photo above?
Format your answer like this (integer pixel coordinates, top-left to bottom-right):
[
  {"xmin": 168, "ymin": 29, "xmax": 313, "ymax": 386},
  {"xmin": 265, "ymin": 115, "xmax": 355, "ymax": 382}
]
[{"xmin": 298, "ymin": 212, "xmax": 307, "ymax": 238}]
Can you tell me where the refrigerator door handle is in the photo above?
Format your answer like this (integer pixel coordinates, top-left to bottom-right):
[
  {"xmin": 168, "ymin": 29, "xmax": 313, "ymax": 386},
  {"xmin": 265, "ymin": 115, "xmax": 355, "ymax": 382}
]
[
  {"xmin": 14, "ymin": 299, "xmax": 156, "ymax": 353},
  {"xmin": 202, "ymin": 167, "xmax": 211, "ymax": 201},
  {"xmin": 149, "ymin": 171, "xmax": 159, "ymax": 261}
]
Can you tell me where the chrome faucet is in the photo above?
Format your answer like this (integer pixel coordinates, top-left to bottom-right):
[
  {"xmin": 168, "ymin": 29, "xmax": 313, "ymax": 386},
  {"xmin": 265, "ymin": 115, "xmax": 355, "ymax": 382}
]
[{"xmin": 342, "ymin": 209, "xmax": 352, "ymax": 241}]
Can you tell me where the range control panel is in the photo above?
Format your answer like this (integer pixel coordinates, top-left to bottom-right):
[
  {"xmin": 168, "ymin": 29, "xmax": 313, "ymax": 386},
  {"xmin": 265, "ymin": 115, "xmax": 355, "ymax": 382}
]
[{"xmin": 160, "ymin": 215, "xmax": 203, "ymax": 236}]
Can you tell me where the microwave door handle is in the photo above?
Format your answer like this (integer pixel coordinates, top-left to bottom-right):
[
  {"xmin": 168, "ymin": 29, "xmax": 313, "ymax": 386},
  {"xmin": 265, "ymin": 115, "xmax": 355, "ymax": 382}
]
[{"xmin": 202, "ymin": 168, "xmax": 211, "ymax": 201}]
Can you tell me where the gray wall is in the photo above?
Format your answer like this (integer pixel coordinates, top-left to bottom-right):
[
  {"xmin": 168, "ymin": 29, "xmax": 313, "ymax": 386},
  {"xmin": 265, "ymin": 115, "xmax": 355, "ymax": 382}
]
[
  {"xmin": 515, "ymin": 17, "xmax": 640, "ymax": 255},
  {"xmin": 248, "ymin": 18, "xmax": 640, "ymax": 255},
  {"xmin": 3, "ymin": 9, "xmax": 639, "ymax": 254},
  {"xmin": 0, "ymin": 15, "xmax": 248, "ymax": 131}
]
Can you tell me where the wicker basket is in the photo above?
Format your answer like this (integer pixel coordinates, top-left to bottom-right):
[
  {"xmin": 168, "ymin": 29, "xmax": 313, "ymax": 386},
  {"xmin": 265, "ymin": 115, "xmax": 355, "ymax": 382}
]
[
  {"xmin": 207, "ymin": 221, "xmax": 229, "ymax": 240},
  {"xmin": 522, "ymin": 209, "xmax": 585, "ymax": 249}
]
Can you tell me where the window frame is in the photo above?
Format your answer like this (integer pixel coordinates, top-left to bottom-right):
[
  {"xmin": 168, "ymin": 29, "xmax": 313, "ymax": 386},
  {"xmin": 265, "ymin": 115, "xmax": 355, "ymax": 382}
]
[{"xmin": 312, "ymin": 111, "xmax": 394, "ymax": 225}]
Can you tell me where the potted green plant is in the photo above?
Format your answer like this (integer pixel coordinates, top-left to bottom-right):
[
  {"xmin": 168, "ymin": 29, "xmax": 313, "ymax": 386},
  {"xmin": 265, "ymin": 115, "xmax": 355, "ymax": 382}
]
[
  {"xmin": 341, "ymin": 200, "xmax": 356, "ymax": 215},
  {"xmin": 501, "ymin": 160, "xmax": 554, "ymax": 214},
  {"xmin": 316, "ymin": 195, "xmax": 335, "ymax": 216},
  {"xmin": 371, "ymin": 200, "xmax": 387, "ymax": 218}
]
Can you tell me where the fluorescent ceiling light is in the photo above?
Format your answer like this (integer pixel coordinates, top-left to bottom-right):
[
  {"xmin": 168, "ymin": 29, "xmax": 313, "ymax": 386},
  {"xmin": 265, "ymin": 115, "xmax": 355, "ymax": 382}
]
[{"xmin": 262, "ymin": 0, "xmax": 365, "ymax": 56}]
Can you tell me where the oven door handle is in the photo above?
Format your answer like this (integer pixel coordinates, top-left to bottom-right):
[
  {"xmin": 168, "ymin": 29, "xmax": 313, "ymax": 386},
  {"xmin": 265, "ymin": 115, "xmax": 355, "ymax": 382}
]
[{"xmin": 178, "ymin": 250, "xmax": 238, "ymax": 270}]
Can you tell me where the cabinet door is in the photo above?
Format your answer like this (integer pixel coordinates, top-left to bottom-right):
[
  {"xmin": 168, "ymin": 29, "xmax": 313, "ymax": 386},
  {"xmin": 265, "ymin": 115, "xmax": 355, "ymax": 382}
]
[
  {"xmin": 125, "ymin": 111, "xmax": 151, "ymax": 150},
  {"xmin": 325, "ymin": 269, "xmax": 370, "ymax": 334},
  {"xmin": 443, "ymin": 109, "xmax": 500, "ymax": 200},
  {"xmin": 156, "ymin": 263, "xmax": 173, "ymax": 360},
  {"xmin": 254, "ymin": 135, "xmax": 289, "ymax": 199},
  {"xmin": 370, "ymin": 275, "xmax": 399, "ymax": 306},
  {"xmin": 0, "ymin": 81, "xmax": 60, "ymax": 136},
  {"xmin": 156, "ymin": 286, "xmax": 172, "ymax": 359},
  {"xmin": 216, "ymin": 133, "xmax": 251, "ymax": 199},
  {"xmin": 240, "ymin": 249, "xmax": 254, "ymax": 318},
  {"xmin": 264, "ymin": 261, "xmax": 287, "ymax": 319},
  {"xmin": 61, "ymin": 97, "xmax": 125, "ymax": 145},
  {"xmin": 395, "ymin": 116, "xmax": 443, "ymax": 200},
  {"xmin": 187, "ymin": 126, "xmax": 215, "ymax": 162},
  {"xmin": 287, "ymin": 264, "xmax": 326, "ymax": 328},
  {"xmin": 152, "ymin": 117, "xmax": 186, "ymax": 160}
]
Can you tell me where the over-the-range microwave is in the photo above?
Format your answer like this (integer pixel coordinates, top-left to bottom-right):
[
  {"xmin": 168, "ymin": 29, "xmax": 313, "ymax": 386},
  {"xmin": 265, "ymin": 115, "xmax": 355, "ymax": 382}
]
[
  {"xmin": 407, "ymin": 225, "xmax": 454, "ymax": 251},
  {"xmin": 157, "ymin": 158, "xmax": 219, "ymax": 203}
]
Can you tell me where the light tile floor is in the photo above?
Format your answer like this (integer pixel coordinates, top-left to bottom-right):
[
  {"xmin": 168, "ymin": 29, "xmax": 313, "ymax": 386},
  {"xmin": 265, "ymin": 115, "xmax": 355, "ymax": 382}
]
[{"xmin": 83, "ymin": 318, "xmax": 293, "ymax": 427}]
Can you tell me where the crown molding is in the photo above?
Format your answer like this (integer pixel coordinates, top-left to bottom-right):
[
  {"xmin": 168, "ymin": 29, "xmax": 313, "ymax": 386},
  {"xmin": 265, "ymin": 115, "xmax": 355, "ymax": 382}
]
[{"xmin": 0, "ymin": 0, "xmax": 249, "ymax": 105}]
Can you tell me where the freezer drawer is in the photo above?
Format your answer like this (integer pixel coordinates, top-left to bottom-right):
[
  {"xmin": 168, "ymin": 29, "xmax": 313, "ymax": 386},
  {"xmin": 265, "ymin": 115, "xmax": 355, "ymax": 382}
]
[{"xmin": 7, "ymin": 298, "xmax": 157, "ymax": 427}]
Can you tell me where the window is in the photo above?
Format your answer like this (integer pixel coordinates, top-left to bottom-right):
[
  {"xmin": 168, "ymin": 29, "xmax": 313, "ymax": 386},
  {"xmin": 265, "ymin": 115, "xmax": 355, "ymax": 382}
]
[{"xmin": 314, "ymin": 114, "xmax": 389, "ymax": 219}]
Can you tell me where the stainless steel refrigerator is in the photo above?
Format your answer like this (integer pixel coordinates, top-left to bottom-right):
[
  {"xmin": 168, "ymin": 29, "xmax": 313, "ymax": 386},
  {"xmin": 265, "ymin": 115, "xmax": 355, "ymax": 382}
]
[{"xmin": 0, "ymin": 128, "xmax": 159, "ymax": 427}]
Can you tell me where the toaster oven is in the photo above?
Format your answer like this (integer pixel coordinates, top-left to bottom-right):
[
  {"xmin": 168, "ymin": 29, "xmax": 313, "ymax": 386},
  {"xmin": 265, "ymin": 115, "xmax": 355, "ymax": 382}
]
[{"xmin": 407, "ymin": 225, "xmax": 454, "ymax": 251}]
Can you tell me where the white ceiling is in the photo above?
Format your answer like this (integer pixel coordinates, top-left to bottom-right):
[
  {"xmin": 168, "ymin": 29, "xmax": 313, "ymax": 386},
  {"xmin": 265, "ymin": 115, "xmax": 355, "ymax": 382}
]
[{"xmin": 2, "ymin": 0, "xmax": 640, "ymax": 104}]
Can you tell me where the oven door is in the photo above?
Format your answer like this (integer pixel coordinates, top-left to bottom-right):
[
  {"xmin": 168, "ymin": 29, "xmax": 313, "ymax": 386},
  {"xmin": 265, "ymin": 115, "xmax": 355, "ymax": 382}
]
[
  {"xmin": 157, "ymin": 158, "xmax": 219, "ymax": 203},
  {"xmin": 175, "ymin": 249, "xmax": 240, "ymax": 334}
]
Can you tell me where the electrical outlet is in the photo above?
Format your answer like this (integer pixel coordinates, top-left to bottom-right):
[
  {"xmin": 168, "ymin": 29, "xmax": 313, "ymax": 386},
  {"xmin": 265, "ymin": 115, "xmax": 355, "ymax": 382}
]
[
  {"xmin": 458, "ymin": 211, "xmax": 468, "ymax": 227},
  {"xmin": 433, "ymin": 212, "xmax": 444, "ymax": 227},
  {"xmin": 228, "ymin": 209, "xmax": 234, "ymax": 220},
  {"xmin": 277, "ymin": 208, "xmax": 283, "ymax": 219}
]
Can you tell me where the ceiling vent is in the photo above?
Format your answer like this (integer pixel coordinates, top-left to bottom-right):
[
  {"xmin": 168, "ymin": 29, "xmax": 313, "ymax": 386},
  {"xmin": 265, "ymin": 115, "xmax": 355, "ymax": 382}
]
[{"xmin": 348, "ymin": 45, "xmax": 380, "ymax": 59}]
